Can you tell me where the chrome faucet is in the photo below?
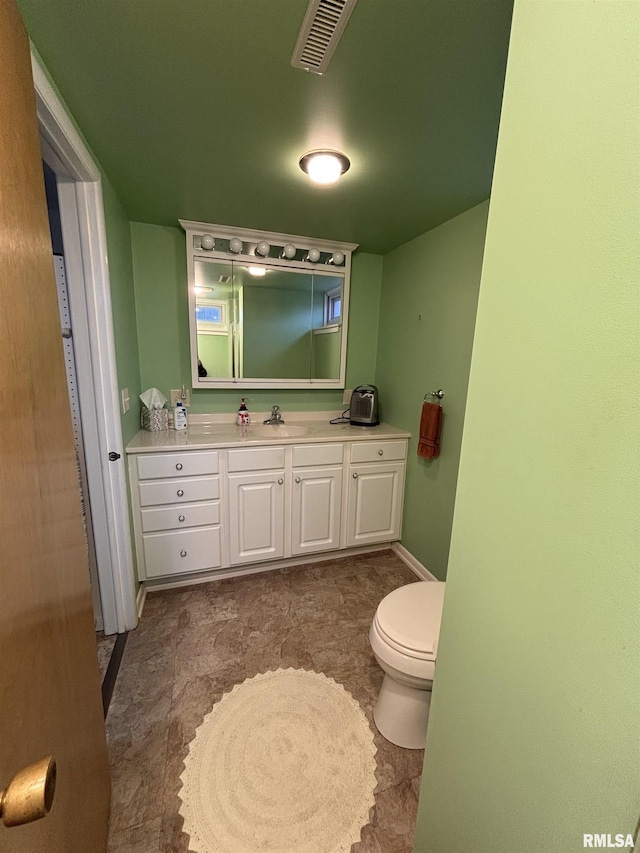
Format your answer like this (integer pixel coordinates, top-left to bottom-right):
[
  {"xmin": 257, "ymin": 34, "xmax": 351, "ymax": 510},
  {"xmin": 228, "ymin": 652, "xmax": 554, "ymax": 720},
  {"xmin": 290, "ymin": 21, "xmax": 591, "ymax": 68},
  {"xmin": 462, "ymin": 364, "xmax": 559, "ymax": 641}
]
[{"xmin": 264, "ymin": 405, "xmax": 284, "ymax": 425}]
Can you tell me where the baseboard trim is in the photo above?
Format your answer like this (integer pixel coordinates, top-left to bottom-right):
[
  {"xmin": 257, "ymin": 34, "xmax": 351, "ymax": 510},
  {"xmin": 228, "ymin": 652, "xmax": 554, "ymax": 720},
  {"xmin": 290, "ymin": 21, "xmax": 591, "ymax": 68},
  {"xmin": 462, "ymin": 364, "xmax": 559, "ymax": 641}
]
[
  {"xmin": 136, "ymin": 583, "xmax": 147, "ymax": 618},
  {"xmin": 391, "ymin": 542, "xmax": 439, "ymax": 581}
]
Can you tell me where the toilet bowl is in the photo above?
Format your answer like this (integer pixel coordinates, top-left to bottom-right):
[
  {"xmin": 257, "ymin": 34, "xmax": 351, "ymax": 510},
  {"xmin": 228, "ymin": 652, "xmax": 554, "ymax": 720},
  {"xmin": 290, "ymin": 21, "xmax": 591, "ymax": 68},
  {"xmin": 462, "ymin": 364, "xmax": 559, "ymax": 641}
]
[{"xmin": 369, "ymin": 581, "xmax": 446, "ymax": 749}]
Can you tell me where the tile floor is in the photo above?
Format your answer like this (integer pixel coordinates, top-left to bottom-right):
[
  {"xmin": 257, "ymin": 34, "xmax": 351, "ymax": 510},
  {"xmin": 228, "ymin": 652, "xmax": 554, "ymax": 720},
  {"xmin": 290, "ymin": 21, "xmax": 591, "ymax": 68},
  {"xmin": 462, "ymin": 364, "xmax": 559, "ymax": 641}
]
[{"xmin": 106, "ymin": 550, "xmax": 427, "ymax": 853}]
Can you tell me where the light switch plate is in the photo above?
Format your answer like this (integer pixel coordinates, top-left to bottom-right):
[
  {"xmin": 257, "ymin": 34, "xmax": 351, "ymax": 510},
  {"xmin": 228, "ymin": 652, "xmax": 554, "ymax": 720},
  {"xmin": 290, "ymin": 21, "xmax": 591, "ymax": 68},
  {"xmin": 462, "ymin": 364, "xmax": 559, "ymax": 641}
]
[
  {"xmin": 342, "ymin": 388, "xmax": 353, "ymax": 405},
  {"xmin": 121, "ymin": 388, "xmax": 130, "ymax": 415},
  {"xmin": 170, "ymin": 388, "xmax": 191, "ymax": 407}
]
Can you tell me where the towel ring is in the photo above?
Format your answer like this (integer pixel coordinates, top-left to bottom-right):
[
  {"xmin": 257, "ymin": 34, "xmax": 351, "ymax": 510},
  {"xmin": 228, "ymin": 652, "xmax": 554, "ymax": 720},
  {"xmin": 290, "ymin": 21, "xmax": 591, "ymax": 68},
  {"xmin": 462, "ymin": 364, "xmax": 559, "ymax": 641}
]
[{"xmin": 425, "ymin": 389, "xmax": 444, "ymax": 400}]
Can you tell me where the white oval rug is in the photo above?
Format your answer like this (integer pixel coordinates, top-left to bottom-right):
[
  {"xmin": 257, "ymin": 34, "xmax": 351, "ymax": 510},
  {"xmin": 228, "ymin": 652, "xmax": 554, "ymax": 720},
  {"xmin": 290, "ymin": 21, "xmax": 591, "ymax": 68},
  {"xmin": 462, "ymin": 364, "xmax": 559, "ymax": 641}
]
[{"xmin": 178, "ymin": 668, "xmax": 378, "ymax": 853}]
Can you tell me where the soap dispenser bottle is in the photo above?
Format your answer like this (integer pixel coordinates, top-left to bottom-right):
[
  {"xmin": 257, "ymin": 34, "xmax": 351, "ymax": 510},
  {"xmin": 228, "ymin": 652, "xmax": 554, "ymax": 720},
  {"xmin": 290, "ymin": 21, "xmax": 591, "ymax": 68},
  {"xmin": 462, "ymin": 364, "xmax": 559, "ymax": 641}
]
[
  {"xmin": 174, "ymin": 401, "xmax": 187, "ymax": 431},
  {"xmin": 237, "ymin": 398, "xmax": 249, "ymax": 425}
]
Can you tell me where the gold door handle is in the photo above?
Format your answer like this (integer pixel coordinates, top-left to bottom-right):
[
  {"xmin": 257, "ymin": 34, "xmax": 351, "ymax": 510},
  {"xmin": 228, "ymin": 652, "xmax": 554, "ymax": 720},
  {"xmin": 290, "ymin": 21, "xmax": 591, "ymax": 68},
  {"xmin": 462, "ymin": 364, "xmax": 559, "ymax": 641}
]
[{"xmin": 0, "ymin": 756, "xmax": 56, "ymax": 827}]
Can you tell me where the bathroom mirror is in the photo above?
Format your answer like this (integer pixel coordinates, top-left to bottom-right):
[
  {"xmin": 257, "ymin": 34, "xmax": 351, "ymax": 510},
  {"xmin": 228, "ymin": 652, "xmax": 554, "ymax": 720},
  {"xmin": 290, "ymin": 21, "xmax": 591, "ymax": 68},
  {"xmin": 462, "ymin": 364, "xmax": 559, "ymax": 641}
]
[{"xmin": 181, "ymin": 221, "xmax": 357, "ymax": 389}]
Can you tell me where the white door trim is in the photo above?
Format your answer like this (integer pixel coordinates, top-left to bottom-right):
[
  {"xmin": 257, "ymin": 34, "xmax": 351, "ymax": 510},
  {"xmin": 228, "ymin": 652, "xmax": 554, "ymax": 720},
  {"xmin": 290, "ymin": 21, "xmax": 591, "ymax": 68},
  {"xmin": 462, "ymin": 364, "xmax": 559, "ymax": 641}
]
[{"xmin": 31, "ymin": 49, "xmax": 137, "ymax": 633}]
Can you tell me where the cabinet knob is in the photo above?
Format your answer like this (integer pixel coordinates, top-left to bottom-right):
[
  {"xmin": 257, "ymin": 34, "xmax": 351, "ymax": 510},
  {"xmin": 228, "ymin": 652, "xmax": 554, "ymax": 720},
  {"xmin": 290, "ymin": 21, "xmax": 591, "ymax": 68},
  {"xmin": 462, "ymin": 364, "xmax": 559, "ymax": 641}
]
[
  {"xmin": 180, "ymin": 550, "xmax": 187, "ymax": 558},
  {"xmin": 378, "ymin": 449, "xmax": 383, "ymax": 456},
  {"xmin": 277, "ymin": 478, "xmax": 284, "ymax": 485},
  {"xmin": 176, "ymin": 463, "xmax": 183, "ymax": 470},
  {"xmin": 352, "ymin": 472, "xmax": 358, "ymax": 479},
  {"xmin": 178, "ymin": 515, "xmax": 185, "ymax": 522},
  {"xmin": 295, "ymin": 477, "xmax": 301, "ymax": 484},
  {"xmin": 177, "ymin": 489, "xmax": 184, "ymax": 497}
]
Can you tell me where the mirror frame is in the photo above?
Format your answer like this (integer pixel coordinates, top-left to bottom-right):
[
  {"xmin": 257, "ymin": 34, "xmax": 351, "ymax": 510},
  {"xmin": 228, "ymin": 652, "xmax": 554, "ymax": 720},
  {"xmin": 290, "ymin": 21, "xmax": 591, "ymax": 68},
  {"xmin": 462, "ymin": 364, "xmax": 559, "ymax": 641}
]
[{"xmin": 180, "ymin": 220, "xmax": 358, "ymax": 389}]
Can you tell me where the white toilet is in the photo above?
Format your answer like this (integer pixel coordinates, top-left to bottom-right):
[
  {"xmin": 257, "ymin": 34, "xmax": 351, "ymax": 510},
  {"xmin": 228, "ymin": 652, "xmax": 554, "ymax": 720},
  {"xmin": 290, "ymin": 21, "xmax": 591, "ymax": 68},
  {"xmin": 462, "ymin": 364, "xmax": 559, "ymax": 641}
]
[{"xmin": 369, "ymin": 581, "xmax": 446, "ymax": 749}]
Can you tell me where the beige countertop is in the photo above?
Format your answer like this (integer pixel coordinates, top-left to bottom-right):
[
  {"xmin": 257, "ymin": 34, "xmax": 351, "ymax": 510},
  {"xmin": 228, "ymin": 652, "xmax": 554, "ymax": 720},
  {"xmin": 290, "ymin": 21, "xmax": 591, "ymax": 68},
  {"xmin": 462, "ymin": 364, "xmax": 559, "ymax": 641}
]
[{"xmin": 126, "ymin": 419, "xmax": 410, "ymax": 453}]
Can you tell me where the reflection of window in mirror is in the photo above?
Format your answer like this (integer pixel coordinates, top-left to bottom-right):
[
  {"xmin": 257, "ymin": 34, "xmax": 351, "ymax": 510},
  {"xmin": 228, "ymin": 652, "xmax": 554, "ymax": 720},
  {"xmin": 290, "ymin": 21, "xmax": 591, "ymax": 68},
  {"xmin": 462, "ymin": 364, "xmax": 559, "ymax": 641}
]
[
  {"xmin": 324, "ymin": 285, "xmax": 342, "ymax": 327},
  {"xmin": 195, "ymin": 299, "xmax": 228, "ymax": 333}
]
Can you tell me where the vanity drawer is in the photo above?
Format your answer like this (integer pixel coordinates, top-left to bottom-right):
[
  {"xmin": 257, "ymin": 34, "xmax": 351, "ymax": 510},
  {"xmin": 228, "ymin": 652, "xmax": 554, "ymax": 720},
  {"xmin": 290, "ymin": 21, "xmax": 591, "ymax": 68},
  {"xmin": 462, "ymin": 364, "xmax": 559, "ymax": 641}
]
[
  {"xmin": 137, "ymin": 451, "xmax": 219, "ymax": 480},
  {"xmin": 228, "ymin": 447, "xmax": 285, "ymax": 472},
  {"xmin": 292, "ymin": 443, "xmax": 344, "ymax": 467},
  {"xmin": 143, "ymin": 527, "xmax": 221, "ymax": 578},
  {"xmin": 350, "ymin": 440, "xmax": 408, "ymax": 464},
  {"xmin": 140, "ymin": 501, "xmax": 220, "ymax": 533},
  {"xmin": 139, "ymin": 476, "xmax": 219, "ymax": 507}
]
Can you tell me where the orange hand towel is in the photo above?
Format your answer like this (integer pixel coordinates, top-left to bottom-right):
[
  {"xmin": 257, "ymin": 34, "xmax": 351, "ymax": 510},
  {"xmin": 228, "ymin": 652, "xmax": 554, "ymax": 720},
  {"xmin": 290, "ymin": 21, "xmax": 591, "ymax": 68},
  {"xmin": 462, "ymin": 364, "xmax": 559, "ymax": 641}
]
[{"xmin": 417, "ymin": 402, "xmax": 442, "ymax": 460}]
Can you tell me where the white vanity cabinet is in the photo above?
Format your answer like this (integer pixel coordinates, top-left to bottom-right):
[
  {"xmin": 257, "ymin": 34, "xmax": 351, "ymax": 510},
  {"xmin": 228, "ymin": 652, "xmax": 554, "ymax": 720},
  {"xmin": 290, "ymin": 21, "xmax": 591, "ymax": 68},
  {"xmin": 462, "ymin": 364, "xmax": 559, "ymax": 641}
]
[
  {"xmin": 130, "ymin": 450, "xmax": 222, "ymax": 580},
  {"xmin": 227, "ymin": 447, "xmax": 286, "ymax": 565},
  {"xmin": 291, "ymin": 444, "xmax": 344, "ymax": 556},
  {"xmin": 346, "ymin": 440, "xmax": 407, "ymax": 547},
  {"xmin": 127, "ymin": 426, "xmax": 409, "ymax": 584}
]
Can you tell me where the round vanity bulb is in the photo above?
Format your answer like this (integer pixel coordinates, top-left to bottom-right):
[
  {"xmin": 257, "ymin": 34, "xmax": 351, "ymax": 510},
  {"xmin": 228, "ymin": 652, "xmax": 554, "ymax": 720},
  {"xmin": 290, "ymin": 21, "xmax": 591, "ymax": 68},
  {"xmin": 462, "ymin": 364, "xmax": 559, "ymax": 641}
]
[
  {"xmin": 307, "ymin": 248, "xmax": 321, "ymax": 263},
  {"xmin": 330, "ymin": 251, "xmax": 345, "ymax": 266},
  {"xmin": 282, "ymin": 244, "xmax": 297, "ymax": 259},
  {"xmin": 256, "ymin": 240, "xmax": 270, "ymax": 257},
  {"xmin": 229, "ymin": 237, "xmax": 243, "ymax": 254},
  {"xmin": 248, "ymin": 265, "xmax": 267, "ymax": 277},
  {"xmin": 200, "ymin": 233, "xmax": 215, "ymax": 251},
  {"xmin": 299, "ymin": 150, "xmax": 350, "ymax": 186}
]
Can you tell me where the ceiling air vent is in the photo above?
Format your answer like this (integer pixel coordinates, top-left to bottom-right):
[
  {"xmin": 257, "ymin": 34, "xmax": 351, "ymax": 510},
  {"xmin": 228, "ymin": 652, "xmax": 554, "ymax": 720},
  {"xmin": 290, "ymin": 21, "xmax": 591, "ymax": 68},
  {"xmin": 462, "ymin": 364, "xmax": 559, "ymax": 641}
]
[{"xmin": 291, "ymin": 0, "xmax": 359, "ymax": 75}]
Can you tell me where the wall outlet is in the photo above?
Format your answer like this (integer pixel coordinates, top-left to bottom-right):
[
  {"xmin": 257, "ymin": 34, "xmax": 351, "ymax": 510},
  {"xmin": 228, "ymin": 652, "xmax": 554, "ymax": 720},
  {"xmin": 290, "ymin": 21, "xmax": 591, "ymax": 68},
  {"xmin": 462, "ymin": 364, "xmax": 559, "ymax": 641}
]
[
  {"xmin": 170, "ymin": 388, "xmax": 191, "ymax": 407},
  {"xmin": 343, "ymin": 388, "xmax": 353, "ymax": 405},
  {"xmin": 120, "ymin": 388, "xmax": 130, "ymax": 415}
]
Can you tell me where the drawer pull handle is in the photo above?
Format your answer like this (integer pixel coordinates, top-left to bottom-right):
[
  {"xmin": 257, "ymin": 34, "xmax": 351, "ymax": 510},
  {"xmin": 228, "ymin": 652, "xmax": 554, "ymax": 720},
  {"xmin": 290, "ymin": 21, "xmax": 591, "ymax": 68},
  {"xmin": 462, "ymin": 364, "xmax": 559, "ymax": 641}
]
[
  {"xmin": 295, "ymin": 477, "xmax": 301, "ymax": 484},
  {"xmin": 378, "ymin": 449, "xmax": 384, "ymax": 456},
  {"xmin": 176, "ymin": 463, "xmax": 183, "ymax": 470},
  {"xmin": 178, "ymin": 515, "xmax": 185, "ymax": 522},
  {"xmin": 352, "ymin": 472, "xmax": 358, "ymax": 479},
  {"xmin": 177, "ymin": 489, "xmax": 184, "ymax": 497},
  {"xmin": 180, "ymin": 550, "xmax": 187, "ymax": 558},
  {"xmin": 277, "ymin": 478, "xmax": 284, "ymax": 485}
]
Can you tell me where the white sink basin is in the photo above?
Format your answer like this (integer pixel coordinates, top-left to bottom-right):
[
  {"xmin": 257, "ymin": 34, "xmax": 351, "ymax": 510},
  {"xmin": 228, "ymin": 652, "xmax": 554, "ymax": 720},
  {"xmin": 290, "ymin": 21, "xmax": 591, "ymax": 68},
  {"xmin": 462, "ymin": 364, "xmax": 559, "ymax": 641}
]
[{"xmin": 250, "ymin": 424, "xmax": 311, "ymax": 438}]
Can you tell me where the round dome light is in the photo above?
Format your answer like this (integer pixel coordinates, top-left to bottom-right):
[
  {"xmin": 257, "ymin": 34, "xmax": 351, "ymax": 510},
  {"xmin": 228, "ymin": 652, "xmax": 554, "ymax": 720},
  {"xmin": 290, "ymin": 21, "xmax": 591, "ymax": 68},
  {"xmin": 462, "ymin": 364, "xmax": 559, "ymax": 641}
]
[
  {"xmin": 282, "ymin": 243, "xmax": 297, "ymax": 259},
  {"xmin": 256, "ymin": 240, "xmax": 270, "ymax": 257},
  {"xmin": 229, "ymin": 237, "xmax": 243, "ymax": 254},
  {"xmin": 330, "ymin": 251, "xmax": 345, "ymax": 266},
  {"xmin": 307, "ymin": 248, "xmax": 321, "ymax": 263},
  {"xmin": 299, "ymin": 150, "xmax": 350, "ymax": 186},
  {"xmin": 201, "ymin": 233, "xmax": 215, "ymax": 251}
]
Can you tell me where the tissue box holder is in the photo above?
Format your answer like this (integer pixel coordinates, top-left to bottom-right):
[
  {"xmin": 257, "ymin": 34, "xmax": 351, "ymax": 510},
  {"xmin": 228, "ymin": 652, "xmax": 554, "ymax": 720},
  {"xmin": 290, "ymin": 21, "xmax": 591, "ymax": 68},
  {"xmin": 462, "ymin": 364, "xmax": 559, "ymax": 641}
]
[{"xmin": 141, "ymin": 406, "xmax": 168, "ymax": 432}]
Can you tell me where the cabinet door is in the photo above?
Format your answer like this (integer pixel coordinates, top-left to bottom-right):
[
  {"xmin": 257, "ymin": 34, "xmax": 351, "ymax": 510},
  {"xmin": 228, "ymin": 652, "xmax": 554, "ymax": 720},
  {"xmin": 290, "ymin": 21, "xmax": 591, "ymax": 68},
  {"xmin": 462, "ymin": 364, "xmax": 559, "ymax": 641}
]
[
  {"xmin": 346, "ymin": 462, "xmax": 405, "ymax": 546},
  {"xmin": 228, "ymin": 471, "xmax": 286, "ymax": 565},
  {"xmin": 291, "ymin": 466, "xmax": 343, "ymax": 556}
]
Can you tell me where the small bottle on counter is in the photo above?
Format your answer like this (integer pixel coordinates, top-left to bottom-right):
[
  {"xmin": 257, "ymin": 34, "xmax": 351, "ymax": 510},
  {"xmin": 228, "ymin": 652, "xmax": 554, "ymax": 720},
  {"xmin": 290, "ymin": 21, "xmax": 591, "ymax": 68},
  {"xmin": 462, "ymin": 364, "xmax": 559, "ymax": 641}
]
[
  {"xmin": 237, "ymin": 398, "xmax": 249, "ymax": 425},
  {"xmin": 174, "ymin": 401, "xmax": 188, "ymax": 430}
]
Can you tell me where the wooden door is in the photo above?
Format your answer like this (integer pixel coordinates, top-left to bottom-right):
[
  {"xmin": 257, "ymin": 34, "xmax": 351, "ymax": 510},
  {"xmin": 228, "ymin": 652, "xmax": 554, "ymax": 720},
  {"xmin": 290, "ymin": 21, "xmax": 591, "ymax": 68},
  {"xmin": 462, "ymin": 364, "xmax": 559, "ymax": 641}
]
[
  {"xmin": 0, "ymin": 1, "xmax": 111, "ymax": 850},
  {"xmin": 291, "ymin": 466, "xmax": 343, "ymax": 556}
]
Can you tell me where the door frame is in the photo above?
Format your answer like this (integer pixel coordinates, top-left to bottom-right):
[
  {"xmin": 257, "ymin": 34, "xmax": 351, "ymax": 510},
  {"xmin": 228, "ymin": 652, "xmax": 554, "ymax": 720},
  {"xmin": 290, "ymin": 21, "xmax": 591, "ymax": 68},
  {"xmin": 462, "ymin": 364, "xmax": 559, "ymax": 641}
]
[{"xmin": 31, "ymin": 48, "xmax": 137, "ymax": 634}]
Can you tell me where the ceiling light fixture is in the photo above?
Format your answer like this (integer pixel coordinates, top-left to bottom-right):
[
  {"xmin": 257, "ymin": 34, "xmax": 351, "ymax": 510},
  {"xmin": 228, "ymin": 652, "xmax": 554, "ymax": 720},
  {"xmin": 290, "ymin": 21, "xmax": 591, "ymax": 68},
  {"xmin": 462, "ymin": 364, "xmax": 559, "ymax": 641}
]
[{"xmin": 299, "ymin": 150, "xmax": 350, "ymax": 185}]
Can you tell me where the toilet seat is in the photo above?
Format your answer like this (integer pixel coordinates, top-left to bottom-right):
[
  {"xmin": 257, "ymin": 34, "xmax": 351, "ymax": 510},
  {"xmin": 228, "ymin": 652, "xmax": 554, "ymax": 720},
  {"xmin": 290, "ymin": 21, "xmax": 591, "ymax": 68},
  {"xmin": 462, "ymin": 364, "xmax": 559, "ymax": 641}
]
[{"xmin": 374, "ymin": 581, "xmax": 445, "ymax": 659}]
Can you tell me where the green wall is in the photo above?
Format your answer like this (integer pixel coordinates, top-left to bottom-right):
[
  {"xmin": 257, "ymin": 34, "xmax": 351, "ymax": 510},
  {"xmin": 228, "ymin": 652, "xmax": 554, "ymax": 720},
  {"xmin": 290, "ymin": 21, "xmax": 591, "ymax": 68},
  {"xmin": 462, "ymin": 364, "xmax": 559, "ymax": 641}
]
[
  {"xmin": 415, "ymin": 2, "xmax": 640, "ymax": 851},
  {"xmin": 130, "ymin": 221, "xmax": 382, "ymax": 414},
  {"xmin": 375, "ymin": 202, "xmax": 488, "ymax": 578},
  {"xmin": 101, "ymin": 178, "xmax": 141, "ymax": 445}
]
